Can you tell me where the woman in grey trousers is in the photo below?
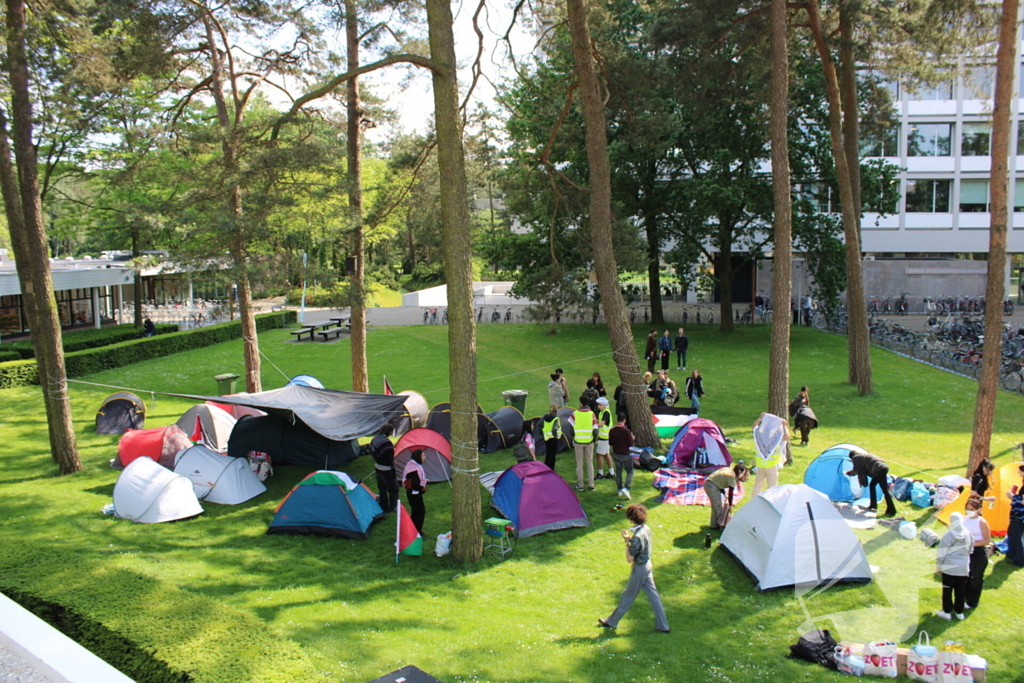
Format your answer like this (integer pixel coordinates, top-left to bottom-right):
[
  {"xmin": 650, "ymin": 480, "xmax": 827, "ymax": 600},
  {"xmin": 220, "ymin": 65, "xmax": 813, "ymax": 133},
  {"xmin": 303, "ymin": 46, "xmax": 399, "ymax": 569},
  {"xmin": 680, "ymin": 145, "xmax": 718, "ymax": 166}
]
[{"xmin": 599, "ymin": 504, "xmax": 670, "ymax": 633}]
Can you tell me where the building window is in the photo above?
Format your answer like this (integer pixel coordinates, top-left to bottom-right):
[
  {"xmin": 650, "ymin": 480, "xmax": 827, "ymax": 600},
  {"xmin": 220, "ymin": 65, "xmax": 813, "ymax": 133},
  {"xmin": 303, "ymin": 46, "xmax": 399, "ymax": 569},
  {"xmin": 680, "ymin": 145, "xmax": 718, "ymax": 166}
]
[
  {"xmin": 959, "ymin": 180, "xmax": 989, "ymax": 212},
  {"xmin": 962, "ymin": 123, "xmax": 991, "ymax": 156},
  {"xmin": 1017, "ymin": 122, "xmax": 1024, "ymax": 155},
  {"xmin": 860, "ymin": 125, "xmax": 899, "ymax": 157},
  {"xmin": 908, "ymin": 124, "xmax": 952, "ymax": 156},
  {"xmin": 906, "ymin": 179, "xmax": 951, "ymax": 212},
  {"xmin": 0, "ymin": 294, "xmax": 23, "ymax": 336},
  {"xmin": 798, "ymin": 182, "xmax": 838, "ymax": 214},
  {"xmin": 1015, "ymin": 179, "xmax": 1024, "ymax": 212},
  {"xmin": 907, "ymin": 81, "xmax": 954, "ymax": 101},
  {"xmin": 963, "ymin": 65, "xmax": 995, "ymax": 99}
]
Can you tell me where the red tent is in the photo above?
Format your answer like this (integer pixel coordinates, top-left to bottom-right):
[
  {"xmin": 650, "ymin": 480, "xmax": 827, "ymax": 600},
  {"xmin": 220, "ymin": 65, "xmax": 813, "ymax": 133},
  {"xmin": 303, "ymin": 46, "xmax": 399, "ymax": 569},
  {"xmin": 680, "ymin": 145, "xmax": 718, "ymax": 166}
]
[
  {"xmin": 393, "ymin": 428, "xmax": 452, "ymax": 483},
  {"xmin": 117, "ymin": 425, "xmax": 193, "ymax": 469}
]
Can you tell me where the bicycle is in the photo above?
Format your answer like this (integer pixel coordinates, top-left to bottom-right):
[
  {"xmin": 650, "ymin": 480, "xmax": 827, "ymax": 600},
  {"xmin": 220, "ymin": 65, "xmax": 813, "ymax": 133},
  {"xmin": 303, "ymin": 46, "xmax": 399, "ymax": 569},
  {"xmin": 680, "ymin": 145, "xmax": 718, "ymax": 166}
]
[
  {"xmin": 630, "ymin": 307, "xmax": 637, "ymax": 324},
  {"xmin": 896, "ymin": 293, "xmax": 909, "ymax": 315},
  {"xmin": 491, "ymin": 307, "xmax": 501, "ymax": 323},
  {"xmin": 504, "ymin": 307, "xmax": 512, "ymax": 324},
  {"xmin": 441, "ymin": 308, "xmax": 448, "ymax": 324},
  {"xmin": 1004, "ymin": 299, "xmax": 1015, "ymax": 316},
  {"xmin": 423, "ymin": 308, "xmax": 430, "ymax": 325},
  {"xmin": 478, "ymin": 307, "xmax": 484, "ymax": 323}
]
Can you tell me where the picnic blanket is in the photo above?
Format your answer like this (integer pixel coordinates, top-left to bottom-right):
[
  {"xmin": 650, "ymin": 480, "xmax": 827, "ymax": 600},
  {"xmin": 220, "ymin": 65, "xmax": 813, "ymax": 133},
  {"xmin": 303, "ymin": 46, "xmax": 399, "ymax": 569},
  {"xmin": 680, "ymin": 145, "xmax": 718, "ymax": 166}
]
[
  {"xmin": 479, "ymin": 471, "xmax": 502, "ymax": 494},
  {"xmin": 832, "ymin": 502, "xmax": 878, "ymax": 529},
  {"xmin": 652, "ymin": 468, "xmax": 745, "ymax": 506}
]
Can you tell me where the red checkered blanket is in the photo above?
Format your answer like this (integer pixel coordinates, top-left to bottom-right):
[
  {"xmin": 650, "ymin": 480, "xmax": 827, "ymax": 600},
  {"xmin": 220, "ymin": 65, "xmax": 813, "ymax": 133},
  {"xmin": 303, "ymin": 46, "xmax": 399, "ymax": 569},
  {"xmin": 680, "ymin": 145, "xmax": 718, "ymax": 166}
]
[{"xmin": 652, "ymin": 468, "xmax": 746, "ymax": 506}]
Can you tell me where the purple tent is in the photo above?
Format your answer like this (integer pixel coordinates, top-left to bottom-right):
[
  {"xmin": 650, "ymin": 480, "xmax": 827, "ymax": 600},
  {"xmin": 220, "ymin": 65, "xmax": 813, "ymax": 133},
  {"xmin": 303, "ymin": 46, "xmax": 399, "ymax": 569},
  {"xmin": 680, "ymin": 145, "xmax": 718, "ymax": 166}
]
[
  {"xmin": 491, "ymin": 461, "xmax": 590, "ymax": 538},
  {"xmin": 668, "ymin": 418, "xmax": 733, "ymax": 468}
]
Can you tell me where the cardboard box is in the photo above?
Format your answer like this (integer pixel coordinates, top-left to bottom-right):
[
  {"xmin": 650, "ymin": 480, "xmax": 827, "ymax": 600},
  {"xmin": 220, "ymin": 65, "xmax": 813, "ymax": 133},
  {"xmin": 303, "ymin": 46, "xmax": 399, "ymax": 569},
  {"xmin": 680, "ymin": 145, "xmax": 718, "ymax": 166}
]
[{"xmin": 839, "ymin": 642, "xmax": 986, "ymax": 681}]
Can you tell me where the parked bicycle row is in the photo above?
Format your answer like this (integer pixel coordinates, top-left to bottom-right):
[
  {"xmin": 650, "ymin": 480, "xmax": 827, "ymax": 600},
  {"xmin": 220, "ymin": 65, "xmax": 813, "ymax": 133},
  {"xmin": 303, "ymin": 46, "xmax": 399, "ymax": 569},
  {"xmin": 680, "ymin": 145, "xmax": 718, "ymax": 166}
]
[{"xmin": 866, "ymin": 293, "xmax": 1016, "ymax": 316}]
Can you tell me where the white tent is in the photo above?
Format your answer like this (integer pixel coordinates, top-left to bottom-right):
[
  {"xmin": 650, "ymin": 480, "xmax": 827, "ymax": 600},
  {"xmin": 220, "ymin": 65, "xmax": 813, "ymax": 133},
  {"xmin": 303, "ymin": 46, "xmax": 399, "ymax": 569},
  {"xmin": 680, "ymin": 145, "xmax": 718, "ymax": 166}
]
[
  {"xmin": 112, "ymin": 456, "xmax": 204, "ymax": 524},
  {"xmin": 173, "ymin": 445, "xmax": 266, "ymax": 504},
  {"xmin": 720, "ymin": 484, "xmax": 872, "ymax": 591},
  {"xmin": 175, "ymin": 404, "xmax": 237, "ymax": 452}
]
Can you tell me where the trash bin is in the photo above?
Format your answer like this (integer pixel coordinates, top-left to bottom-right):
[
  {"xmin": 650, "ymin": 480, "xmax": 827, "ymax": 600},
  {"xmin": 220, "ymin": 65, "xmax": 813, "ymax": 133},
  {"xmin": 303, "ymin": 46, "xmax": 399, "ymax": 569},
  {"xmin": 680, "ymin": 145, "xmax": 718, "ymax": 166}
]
[
  {"xmin": 215, "ymin": 373, "xmax": 240, "ymax": 396},
  {"xmin": 502, "ymin": 390, "xmax": 529, "ymax": 414}
]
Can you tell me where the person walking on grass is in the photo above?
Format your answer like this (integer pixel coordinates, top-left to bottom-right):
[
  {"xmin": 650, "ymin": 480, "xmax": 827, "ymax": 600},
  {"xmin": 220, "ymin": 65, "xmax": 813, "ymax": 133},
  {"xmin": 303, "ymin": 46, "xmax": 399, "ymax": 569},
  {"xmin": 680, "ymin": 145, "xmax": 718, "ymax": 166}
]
[
  {"xmin": 402, "ymin": 449, "xmax": 427, "ymax": 533},
  {"xmin": 675, "ymin": 328, "xmax": 688, "ymax": 370},
  {"xmin": 598, "ymin": 504, "xmax": 670, "ymax": 633},
  {"xmin": 609, "ymin": 413, "xmax": 634, "ymax": 499},
  {"xmin": 594, "ymin": 397, "xmax": 614, "ymax": 481},
  {"xmin": 541, "ymin": 404, "xmax": 562, "ymax": 471},
  {"xmin": 370, "ymin": 423, "xmax": 398, "ymax": 513},
  {"xmin": 658, "ymin": 330, "xmax": 672, "ymax": 371},
  {"xmin": 685, "ymin": 369, "xmax": 704, "ymax": 412},
  {"xmin": 569, "ymin": 396, "xmax": 597, "ymax": 491},
  {"xmin": 935, "ymin": 511, "xmax": 972, "ymax": 621},
  {"xmin": 645, "ymin": 329, "xmax": 658, "ymax": 374}
]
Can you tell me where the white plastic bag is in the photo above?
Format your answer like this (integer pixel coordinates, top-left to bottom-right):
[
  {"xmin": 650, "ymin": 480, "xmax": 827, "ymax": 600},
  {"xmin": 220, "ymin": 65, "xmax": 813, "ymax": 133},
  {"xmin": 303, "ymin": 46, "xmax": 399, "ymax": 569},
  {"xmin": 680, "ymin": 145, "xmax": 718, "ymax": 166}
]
[{"xmin": 435, "ymin": 531, "xmax": 452, "ymax": 557}]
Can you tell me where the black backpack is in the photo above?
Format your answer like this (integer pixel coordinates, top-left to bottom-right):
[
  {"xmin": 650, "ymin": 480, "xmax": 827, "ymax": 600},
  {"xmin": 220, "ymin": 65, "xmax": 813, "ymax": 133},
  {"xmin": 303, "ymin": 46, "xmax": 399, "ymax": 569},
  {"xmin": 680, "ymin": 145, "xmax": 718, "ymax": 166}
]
[{"xmin": 789, "ymin": 629, "xmax": 838, "ymax": 669}]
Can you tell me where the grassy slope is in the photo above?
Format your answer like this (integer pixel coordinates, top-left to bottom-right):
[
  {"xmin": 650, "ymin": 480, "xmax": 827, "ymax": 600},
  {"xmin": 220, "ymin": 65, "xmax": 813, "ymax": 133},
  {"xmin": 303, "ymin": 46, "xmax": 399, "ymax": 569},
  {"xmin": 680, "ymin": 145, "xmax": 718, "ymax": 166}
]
[{"xmin": 1, "ymin": 323, "xmax": 1022, "ymax": 682}]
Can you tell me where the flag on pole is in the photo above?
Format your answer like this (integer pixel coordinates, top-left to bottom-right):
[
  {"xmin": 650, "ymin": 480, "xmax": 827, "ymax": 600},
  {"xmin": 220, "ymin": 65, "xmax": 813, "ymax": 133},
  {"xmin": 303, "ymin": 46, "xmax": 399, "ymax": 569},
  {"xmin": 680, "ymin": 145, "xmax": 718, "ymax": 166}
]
[
  {"xmin": 190, "ymin": 415, "xmax": 206, "ymax": 444},
  {"xmin": 395, "ymin": 502, "xmax": 423, "ymax": 560},
  {"xmin": 383, "ymin": 376, "xmax": 394, "ymax": 396}
]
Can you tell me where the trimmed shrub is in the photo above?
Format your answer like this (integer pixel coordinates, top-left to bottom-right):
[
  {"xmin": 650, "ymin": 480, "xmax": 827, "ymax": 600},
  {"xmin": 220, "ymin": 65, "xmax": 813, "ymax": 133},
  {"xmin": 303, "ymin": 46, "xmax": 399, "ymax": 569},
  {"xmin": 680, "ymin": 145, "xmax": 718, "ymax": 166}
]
[
  {"xmin": 0, "ymin": 311, "xmax": 296, "ymax": 389},
  {"xmin": 0, "ymin": 547, "xmax": 321, "ymax": 683},
  {"xmin": 0, "ymin": 350, "xmax": 19, "ymax": 363},
  {"xmin": 5, "ymin": 323, "xmax": 179, "ymax": 360}
]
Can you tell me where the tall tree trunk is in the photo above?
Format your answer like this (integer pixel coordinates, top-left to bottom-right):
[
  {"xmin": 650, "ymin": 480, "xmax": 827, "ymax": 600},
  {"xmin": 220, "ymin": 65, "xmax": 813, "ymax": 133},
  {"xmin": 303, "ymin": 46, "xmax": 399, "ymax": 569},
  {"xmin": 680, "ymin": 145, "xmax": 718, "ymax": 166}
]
[
  {"xmin": 716, "ymin": 241, "xmax": 735, "ymax": 332},
  {"xmin": 425, "ymin": 0, "xmax": 481, "ymax": 561},
  {"xmin": 767, "ymin": 0, "xmax": 792, "ymax": 418},
  {"xmin": 566, "ymin": 0, "xmax": 658, "ymax": 448},
  {"xmin": 2, "ymin": 0, "xmax": 80, "ymax": 474},
  {"xmin": 646, "ymin": 215, "xmax": 664, "ymax": 325},
  {"xmin": 346, "ymin": 0, "xmax": 369, "ymax": 393},
  {"xmin": 807, "ymin": 0, "xmax": 872, "ymax": 395},
  {"xmin": 839, "ymin": 2, "xmax": 861, "ymax": 219},
  {"xmin": 968, "ymin": 0, "xmax": 1018, "ymax": 476},
  {"xmin": 131, "ymin": 223, "xmax": 144, "ymax": 327}
]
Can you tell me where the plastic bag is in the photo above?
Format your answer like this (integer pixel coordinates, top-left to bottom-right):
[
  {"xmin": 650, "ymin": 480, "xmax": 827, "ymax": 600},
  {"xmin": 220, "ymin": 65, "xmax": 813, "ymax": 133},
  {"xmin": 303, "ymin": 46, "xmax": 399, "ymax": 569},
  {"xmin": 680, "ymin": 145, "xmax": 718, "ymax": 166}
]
[
  {"xmin": 835, "ymin": 646, "xmax": 865, "ymax": 676},
  {"xmin": 435, "ymin": 531, "xmax": 452, "ymax": 557},
  {"xmin": 911, "ymin": 481, "xmax": 932, "ymax": 508},
  {"xmin": 899, "ymin": 521, "xmax": 918, "ymax": 540}
]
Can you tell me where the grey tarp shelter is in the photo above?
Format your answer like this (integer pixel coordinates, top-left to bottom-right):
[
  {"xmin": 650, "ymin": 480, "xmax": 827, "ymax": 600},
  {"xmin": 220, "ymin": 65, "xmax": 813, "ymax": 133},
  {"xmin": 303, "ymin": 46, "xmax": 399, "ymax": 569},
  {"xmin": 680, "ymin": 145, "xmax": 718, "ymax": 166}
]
[{"xmin": 173, "ymin": 384, "xmax": 408, "ymax": 469}]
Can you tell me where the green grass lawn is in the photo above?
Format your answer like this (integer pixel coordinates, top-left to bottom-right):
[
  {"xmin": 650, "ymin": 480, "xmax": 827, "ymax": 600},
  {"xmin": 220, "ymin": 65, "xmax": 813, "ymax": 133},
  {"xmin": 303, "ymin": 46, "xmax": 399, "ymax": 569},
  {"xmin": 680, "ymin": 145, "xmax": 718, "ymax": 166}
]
[{"xmin": 1, "ymin": 323, "xmax": 1023, "ymax": 683}]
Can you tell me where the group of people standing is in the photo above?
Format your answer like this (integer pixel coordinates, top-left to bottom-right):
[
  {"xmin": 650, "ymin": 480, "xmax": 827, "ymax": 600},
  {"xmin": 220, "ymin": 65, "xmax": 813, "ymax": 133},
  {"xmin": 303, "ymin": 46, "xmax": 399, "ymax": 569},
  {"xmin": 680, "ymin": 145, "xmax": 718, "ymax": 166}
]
[
  {"xmin": 645, "ymin": 328, "xmax": 689, "ymax": 373},
  {"xmin": 370, "ymin": 424, "xmax": 427, "ymax": 534}
]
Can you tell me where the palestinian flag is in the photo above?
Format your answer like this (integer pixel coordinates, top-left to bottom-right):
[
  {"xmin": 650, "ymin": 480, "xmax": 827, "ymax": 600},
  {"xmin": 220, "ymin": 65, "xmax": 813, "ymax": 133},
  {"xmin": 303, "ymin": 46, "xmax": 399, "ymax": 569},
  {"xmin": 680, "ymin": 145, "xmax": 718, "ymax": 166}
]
[
  {"xmin": 395, "ymin": 502, "xmax": 423, "ymax": 559},
  {"xmin": 652, "ymin": 413, "xmax": 697, "ymax": 438},
  {"xmin": 383, "ymin": 375, "xmax": 394, "ymax": 396}
]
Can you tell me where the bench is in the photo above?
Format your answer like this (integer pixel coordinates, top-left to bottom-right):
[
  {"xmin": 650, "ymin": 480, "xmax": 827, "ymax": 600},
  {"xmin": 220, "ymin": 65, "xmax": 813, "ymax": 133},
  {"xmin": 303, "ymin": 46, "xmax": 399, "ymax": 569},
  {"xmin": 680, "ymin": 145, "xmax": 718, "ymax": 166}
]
[
  {"xmin": 290, "ymin": 326, "xmax": 317, "ymax": 342},
  {"xmin": 330, "ymin": 317, "xmax": 352, "ymax": 329},
  {"xmin": 316, "ymin": 326, "xmax": 346, "ymax": 341}
]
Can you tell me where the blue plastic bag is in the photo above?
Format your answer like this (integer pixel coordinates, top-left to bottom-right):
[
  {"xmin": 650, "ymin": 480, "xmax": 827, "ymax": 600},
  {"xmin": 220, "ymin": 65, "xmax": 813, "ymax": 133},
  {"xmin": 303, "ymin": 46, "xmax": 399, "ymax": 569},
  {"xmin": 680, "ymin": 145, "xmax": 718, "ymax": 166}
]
[
  {"xmin": 911, "ymin": 481, "xmax": 932, "ymax": 508},
  {"xmin": 891, "ymin": 477, "xmax": 912, "ymax": 502}
]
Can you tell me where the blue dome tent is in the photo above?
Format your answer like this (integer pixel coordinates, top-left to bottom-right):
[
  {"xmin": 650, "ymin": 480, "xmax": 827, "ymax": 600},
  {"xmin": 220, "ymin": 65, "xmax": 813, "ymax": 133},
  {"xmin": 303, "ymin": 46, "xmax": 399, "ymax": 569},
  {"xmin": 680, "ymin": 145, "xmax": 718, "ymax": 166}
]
[
  {"xmin": 288, "ymin": 374, "xmax": 325, "ymax": 389},
  {"xmin": 803, "ymin": 444, "xmax": 866, "ymax": 502}
]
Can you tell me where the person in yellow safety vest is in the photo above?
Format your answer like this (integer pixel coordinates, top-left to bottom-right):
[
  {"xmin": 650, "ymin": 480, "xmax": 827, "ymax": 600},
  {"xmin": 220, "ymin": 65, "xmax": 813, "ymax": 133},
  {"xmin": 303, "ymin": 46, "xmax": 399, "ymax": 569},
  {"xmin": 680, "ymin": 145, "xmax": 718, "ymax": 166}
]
[
  {"xmin": 594, "ymin": 397, "xmax": 614, "ymax": 481},
  {"xmin": 541, "ymin": 404, "xmax": 562, "ymax": 470},
  {"xmin": 569, "ymin": 397, "xmax": 598, "ymax": 492}
]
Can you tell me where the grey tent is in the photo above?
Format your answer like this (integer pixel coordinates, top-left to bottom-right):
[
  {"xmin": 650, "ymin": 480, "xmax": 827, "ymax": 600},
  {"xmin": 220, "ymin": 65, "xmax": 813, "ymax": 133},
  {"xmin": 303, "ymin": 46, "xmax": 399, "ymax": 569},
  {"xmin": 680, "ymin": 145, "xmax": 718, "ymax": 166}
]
[
  {"xmin": 532, "ymin": 410, "xmax": 574, "ymax": 457},
  {"xmin": 171, "ymin": 384, "xmax": 407, "ymax": 441},
  {"xmin": 227, "ymin": 414, "xmax": 359, "ymax": 469},
  {"xmin": 479, "ymin": 406, "xmax": 525, "ymax": 453},
  {"xmin": 425, "ymin": 402, "xmax": 484, "ymax": 441},
  {"xmin": 96, "ymin": 392, "xmax": 146, "ymax": 435}
]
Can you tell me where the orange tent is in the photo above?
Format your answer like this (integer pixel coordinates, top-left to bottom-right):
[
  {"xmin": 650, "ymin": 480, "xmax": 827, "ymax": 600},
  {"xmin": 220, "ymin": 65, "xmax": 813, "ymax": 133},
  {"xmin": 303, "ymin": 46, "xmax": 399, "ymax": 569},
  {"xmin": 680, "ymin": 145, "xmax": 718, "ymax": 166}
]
[{"xmin": 938, "ymin": 462, "xmax": 1023, "ymax": 535}]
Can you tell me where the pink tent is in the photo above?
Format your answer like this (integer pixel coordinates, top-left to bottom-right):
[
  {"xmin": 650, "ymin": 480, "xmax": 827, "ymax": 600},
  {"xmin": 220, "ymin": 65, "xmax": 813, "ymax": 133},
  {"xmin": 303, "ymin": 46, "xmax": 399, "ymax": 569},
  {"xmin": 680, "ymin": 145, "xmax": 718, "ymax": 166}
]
[{"xmin": 669, "ymin": 418, "xmax": 732, "ymax": 468}]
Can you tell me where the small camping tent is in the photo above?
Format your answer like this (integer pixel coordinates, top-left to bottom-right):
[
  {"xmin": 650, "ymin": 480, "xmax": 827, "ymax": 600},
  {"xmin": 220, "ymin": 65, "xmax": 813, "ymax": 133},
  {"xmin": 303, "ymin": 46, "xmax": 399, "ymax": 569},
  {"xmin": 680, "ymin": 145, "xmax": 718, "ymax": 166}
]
[
  {"xmin": 95, "ymin": 392, "xmax": 146, "ymax": 435},
  {"xmin": 937, "ymin": 461, "xmax": 1021, "ymax": 534},
  {"xmin": 668, "ymin": 419, "xmax": 732, "ymax": 468},
  {"xmin": 117, "ymin": 425, "xmax": 193, "ymax": 469},
  {"xmin": 393, "ymin": 428, "xmax": 452, "ymax": 483},
  {"xmin": 267, "ymin": 470, "xmax": 383, "ymax": 538},
  {"xmin": 227, "ymin": 414, "xmax": 359, "ymax": 469},
  {"xmin": 173, "ymin": 444, "xmax": 266, "ymax": 504},
  {"xmin": 424, "ymin": 402, "xmax": 485, "ymax": 441},
  {"xmin": 531, "ymin": 410, "xmax": 573, "ymax": 457},
  {"xmin": 112, "ymin": 455, "xmax": 204, "ymax": 523},
  {"xmin": 206, "ymin": 398, "xmax": 265, "ymax": 420},
  {"xmin": 480, "ymin": 406, "xmax": 525, "ymax": 453},
  {"xmin": 388, "ymin": 390, "xmax": 430, "ymax": 436},
  {"xmin": 721, "ymin": 484, "xmax": 873, "ymax": 591},
  {"xmin": 175, "ymin": 404, "xmax": 237, "ymax": 452},
  {"xmin": 288, "ymin": 374, "xmax": 324, "ymax": 389},
  {"xmin": 803, "ymin": 444, "xmax": 867, "ymax": 502},
  {"xmin": 491, "ymin": 461, "xmax": 590, "ymax": 538}
]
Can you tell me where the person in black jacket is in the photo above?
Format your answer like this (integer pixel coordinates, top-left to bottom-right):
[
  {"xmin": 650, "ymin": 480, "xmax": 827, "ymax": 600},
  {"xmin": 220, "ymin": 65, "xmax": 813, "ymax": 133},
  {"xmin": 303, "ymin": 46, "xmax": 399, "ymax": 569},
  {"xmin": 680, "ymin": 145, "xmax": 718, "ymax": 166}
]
[
  {"xmin": 674, "ymin": 328, "xmax": 689, "ymax": 370},
  {"xmin": 846, "ymin": 451, "xmax": 896, "ymax": 516},
  {"xmin": 371, "ymin": 424, "xmax": 398, "ymax": 513}
]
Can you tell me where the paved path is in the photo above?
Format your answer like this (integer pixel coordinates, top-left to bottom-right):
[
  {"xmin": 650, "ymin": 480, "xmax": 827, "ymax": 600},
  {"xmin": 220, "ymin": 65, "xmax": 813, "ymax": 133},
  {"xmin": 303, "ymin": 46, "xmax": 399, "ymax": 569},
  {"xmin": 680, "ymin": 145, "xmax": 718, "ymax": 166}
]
[{"xmin": 0, "ymin": 642, "xmax": 53, "ymax": 683}]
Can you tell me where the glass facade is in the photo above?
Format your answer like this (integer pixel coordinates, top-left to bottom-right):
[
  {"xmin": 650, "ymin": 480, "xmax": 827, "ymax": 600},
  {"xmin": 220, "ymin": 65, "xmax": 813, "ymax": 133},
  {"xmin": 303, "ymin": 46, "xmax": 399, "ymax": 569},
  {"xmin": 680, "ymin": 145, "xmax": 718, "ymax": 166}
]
[
  {"xmin": 908, "ymin": 124, "xmax": 952, "ymax": 156},
  {"xmin": 860, "ymin": 125, "xmax": 899, "ymax": 157},
  {"xmin": 961, "ymin": 123, "xmax": 991, "ymax": 156},
  {"xmin": 905, "ymin": 179, "xmax": 951, "ymax": 213}
]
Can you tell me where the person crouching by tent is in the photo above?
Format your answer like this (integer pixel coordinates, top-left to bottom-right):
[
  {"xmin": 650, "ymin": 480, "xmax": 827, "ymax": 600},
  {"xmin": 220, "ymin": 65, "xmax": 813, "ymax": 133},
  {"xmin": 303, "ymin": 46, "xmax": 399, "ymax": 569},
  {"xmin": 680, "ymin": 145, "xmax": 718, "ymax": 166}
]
[
  {"xmin": 371, "ymin": 424, "xmax": 398, "ymax": 513},
  {"xmin": 598, "ymin": 504, "xmax": 670, "ymax": 634},
  {"xmin": 751, "ymin": 413, "xmax": 788, "ymax": 497},
  {"xmin": 704, "ymin": 463, "xmax": 749, "ymax": 530},
  {"xmin": 964, "ymin": 493, "xmax": 992, "ymax": 610},
  {"xmin": 610, "ymin": 413, "xmax": 634, "ymax": 500},
  {"xmin": 935, "ymin": 511, "xmax": 973, "ymax": 621},
  {"xmin": 845, "ymin": 450, "xmax": 896, "ymax": 517},
  {"xmin": 541, "ymin": 405, "xmax": 562, "ymax": 470},
  {"xmin": 403, "ymin": 449, "xmax": 427, "ymax": 533}
]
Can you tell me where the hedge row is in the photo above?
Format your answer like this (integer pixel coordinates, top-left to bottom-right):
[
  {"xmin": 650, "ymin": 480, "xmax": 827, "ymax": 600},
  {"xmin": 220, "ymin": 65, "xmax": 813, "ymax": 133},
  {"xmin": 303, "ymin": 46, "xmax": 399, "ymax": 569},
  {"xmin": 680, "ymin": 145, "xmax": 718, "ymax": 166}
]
[
  {"xmin": 0, "ymin": 310, "xmax": 296, "ymax": 389},
  {"xmin": 4, "ymin": 323, "xmax": 179, "ymax": 360},
  {"xmin": 0, "ymin": 350, "xmax": 19, "ymax": 363},
  {"xmin": 0, "ymin": 546, "xmax": 322, "ymax": 683}
]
